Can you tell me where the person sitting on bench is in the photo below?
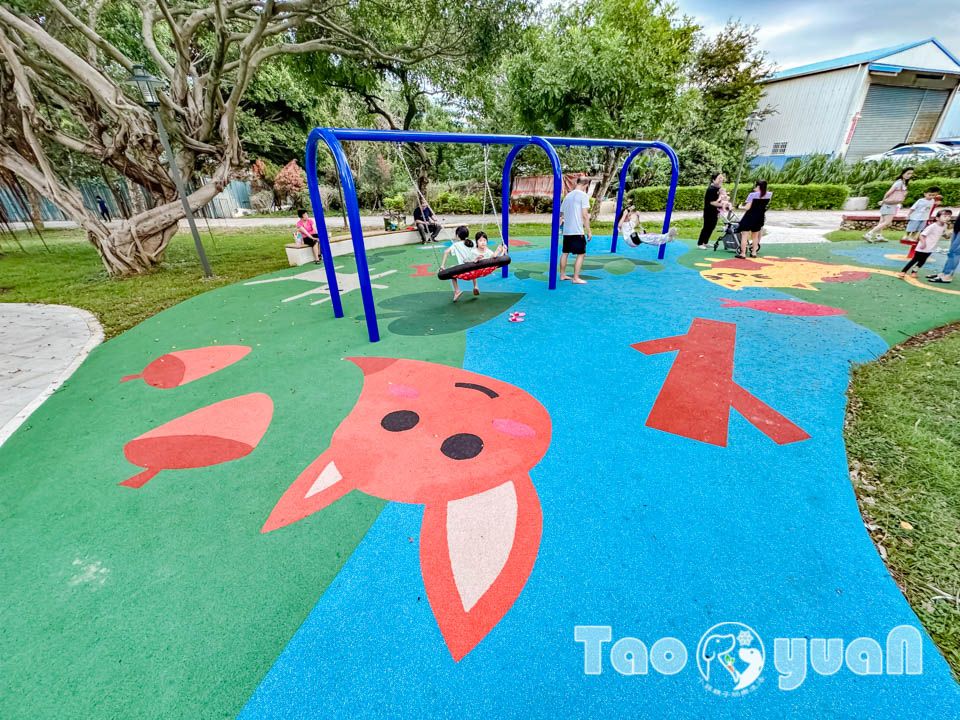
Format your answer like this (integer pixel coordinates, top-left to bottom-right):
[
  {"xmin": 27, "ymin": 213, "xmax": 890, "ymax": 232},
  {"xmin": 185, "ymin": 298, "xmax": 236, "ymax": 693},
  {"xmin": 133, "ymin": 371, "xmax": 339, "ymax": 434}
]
[
  {"xmin": 414, "ymin": 200, "xmax": 442, "ymax": 243},
  {"xmin": 296, "ymin": 209, "xmax": 322, "ymax": 264}
]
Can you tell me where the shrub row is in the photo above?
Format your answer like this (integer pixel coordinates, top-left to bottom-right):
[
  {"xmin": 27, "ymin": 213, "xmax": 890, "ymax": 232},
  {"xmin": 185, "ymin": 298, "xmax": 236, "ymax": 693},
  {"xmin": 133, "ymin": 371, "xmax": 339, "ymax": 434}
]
[
  {"xmin": 861, "ymin": 177, "xmax": 960, "ymax": 208},
  {"xmin": 627, "ymin": 183, "xmax": 849, "ymax": 211},
  {"xmin": 383, "ymin": 190, "xmax": 487, "ymax": 214}
]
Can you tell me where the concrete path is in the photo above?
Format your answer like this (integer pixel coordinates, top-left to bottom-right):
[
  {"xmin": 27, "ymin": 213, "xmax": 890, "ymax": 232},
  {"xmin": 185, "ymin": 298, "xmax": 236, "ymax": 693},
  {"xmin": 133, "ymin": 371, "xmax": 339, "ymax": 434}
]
[
  {"xmin": 11, "ymin": 209, "xmax": 849, "ymax": 242},
  {"xmin": 0, "ymin": 303, "xmax": 103, "ymax": 446}
]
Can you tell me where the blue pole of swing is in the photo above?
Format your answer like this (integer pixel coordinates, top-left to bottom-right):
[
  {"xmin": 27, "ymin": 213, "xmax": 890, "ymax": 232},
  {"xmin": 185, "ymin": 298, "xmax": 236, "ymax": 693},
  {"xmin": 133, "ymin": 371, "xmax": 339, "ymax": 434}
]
[
  {"xmin": 305, "ymin": 128, "xmax": 343, "ymax": 319},
  {"xmin": 304, "ymin": 128, "xmax": 678, "ymax": 343},
  {"xmin": 500, "ymin": 144, "xmax": 527, "ymax": 278}
]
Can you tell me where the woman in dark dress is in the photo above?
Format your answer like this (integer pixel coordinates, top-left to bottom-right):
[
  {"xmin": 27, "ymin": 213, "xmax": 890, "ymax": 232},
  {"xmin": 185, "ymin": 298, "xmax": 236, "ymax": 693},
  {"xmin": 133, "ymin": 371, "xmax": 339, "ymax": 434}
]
[
  {"xmin": 698, "ymin": 172, "xmax": 726, "ymax": 248},
  {"xmin": 737, "ymin": 180, "xmax": 772, "ymax": 258}
]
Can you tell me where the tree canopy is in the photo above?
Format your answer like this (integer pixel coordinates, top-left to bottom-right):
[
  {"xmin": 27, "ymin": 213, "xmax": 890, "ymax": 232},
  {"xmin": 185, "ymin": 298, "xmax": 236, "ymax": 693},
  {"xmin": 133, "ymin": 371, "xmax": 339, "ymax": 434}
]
[
  {"xmin": 0, "ymin": 0, "xmax": 525, "ymax": 273},
  {"xmin": 0, "ymin": 0, "xmax": 771, "ymax": 274}
]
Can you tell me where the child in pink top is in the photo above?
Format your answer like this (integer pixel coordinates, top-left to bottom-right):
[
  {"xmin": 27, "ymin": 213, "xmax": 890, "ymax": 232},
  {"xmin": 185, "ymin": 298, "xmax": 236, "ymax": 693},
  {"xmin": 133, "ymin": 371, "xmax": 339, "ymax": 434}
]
[
  {"xmin": 296, "ymin": 209, "xmax": 322, "ymax": 264},
  {"xmin": 899, "ymin": 208, "xmax": 953, "ymax": 278}
]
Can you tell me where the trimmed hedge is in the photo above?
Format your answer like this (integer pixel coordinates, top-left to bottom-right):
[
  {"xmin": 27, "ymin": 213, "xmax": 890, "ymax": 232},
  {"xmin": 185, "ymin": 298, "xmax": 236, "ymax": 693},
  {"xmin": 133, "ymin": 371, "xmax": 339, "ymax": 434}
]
[
  {"xmin": 627, "ymin": 183, "xmax": 849, "ymax": 211},
  {"xmin": 862, "ymin": 177, "xmax": 960, "ymax": 208}
]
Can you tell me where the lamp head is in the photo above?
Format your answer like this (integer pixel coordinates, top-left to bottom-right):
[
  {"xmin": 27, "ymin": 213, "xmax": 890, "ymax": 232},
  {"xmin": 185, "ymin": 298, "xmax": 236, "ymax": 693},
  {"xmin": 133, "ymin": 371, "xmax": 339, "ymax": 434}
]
[{"xmin": 127, "ymin": 64, "xmax": 165, "ymax": 108}]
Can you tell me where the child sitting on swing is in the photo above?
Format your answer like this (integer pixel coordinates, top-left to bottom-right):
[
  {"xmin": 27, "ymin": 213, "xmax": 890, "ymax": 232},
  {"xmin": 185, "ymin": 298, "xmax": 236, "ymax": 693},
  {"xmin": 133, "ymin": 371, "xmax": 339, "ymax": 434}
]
[
  {"xmin": 440, "ymin": 226, "xmax": 477, "ymax": 301},
  {"xmin": 439, "ymin": 227, "xmax": 506, "ymax": 301},
  {"xmin": 474, "ymin": 230, "xmax": 507, "ymax": 261}
]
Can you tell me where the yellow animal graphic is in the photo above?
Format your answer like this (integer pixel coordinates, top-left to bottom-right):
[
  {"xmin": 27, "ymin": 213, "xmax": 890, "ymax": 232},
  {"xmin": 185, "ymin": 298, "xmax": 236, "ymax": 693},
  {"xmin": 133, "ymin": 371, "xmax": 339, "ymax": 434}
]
[{"xmin": 695, "ymin": 256, "xmax": 960, "ymax": 295}]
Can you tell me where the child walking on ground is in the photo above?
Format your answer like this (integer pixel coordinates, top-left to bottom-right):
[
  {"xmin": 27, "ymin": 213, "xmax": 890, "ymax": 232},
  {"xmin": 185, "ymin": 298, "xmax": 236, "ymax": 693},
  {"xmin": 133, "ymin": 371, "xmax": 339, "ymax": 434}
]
[
  {"xmin": 900, "ymin": 187, "xmax": 940, "ymax": 244},
  {"xmin": 899, "ymin": 208, "xmax": 953, "ymax": 278}
]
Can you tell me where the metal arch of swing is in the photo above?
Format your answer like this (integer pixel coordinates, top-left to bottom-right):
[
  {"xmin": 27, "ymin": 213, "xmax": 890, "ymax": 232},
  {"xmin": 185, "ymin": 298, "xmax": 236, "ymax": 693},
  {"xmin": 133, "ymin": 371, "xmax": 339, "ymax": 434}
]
[{"xmin": 305, "ymin": 127, "xmax": 680, "ymax": 343}]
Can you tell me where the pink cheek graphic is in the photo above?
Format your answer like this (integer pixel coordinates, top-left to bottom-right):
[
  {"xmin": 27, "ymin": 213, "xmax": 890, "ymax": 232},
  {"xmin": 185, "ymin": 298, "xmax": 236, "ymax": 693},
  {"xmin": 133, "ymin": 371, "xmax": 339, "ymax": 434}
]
[
  {"xmin": 388, "ymin": 384, "xmax": 420, "ymax": 398},
  {"xmin": 493, "ymin": 418, "xmax": 537, "ymax": 438}
]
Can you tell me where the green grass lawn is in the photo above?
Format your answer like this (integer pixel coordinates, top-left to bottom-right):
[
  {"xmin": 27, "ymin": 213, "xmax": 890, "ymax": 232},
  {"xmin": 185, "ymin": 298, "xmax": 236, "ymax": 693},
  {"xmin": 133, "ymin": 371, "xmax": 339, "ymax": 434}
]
[
  {"xmin": 825, "ymin": 228, "xmax": 908, "ymax": 243},
  {"xmin": 845, "ymin": 328, "xmax": 960, "ymax": 676}
]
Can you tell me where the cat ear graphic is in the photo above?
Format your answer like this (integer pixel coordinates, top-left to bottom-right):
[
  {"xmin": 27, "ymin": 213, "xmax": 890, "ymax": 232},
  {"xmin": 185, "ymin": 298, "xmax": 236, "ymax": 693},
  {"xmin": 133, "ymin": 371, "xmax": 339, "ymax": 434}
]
[
  {"xmin": 122, "ymin": 346, "xmax": 251, "ymax": 388},
  {"xmin": 261, "ymin": 453, "xmax": 350, "ymax": 533},
  {"xmin": 120, "ymin": 393, "xmax": 273, "ymax": 488}
]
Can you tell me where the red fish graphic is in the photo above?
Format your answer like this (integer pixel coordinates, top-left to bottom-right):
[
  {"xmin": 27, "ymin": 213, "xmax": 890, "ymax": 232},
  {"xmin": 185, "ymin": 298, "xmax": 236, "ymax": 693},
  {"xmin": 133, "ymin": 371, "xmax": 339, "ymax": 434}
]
[
  {"xmin": 262, "ymin": 357, "xmax": 552, "ymax": 661},
  {"xmin": 719, "ymin": 298, "xmax": 847, "ymax": 317},
  {"xmin": 121, "ymin": 393, "xmax": 274, "ymax": 488},
  {"xmin": 122, "ymin": 346, "xmax": 251, "ymax": 388}
]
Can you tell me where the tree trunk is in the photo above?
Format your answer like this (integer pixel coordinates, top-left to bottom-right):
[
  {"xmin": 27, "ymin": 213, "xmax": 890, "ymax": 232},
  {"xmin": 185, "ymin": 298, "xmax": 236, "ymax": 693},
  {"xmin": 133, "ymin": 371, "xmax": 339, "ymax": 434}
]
[
  {"xmin": 24, "ymin": 183, "xmax": 45, "ymax": 232},
  {"xmin": 101, "ymin": 166, "xmax": 131, "ymax": 219},
  {"xmin": 590, "ymin": 148, "xmax": 625, "ymax": 221},
  {"xmin": 413, "ymin": 142, "xmax": 430, "ymax": 200},
  {"xmin": 0, "ymin": 143, "xmax": 230, "ymax": 275}
]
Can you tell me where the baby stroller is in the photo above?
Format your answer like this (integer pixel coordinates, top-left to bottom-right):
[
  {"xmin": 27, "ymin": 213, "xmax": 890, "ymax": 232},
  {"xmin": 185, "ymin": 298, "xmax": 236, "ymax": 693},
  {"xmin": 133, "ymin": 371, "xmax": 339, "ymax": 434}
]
[{"xmin": 713, "ymin": 212, "xmax": 742, "ymax": 253}]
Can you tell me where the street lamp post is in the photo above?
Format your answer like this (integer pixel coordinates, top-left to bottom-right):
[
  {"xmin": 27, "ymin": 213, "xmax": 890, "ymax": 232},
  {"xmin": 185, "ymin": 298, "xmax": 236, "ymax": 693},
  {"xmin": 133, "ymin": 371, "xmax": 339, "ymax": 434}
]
[
  {"xmin": 731, "ymin": 111, "xmax": 762, "ymax": 208},
  {"xmin": 127, "ymin": 65, "xmax": 212, "ymax": 277}
]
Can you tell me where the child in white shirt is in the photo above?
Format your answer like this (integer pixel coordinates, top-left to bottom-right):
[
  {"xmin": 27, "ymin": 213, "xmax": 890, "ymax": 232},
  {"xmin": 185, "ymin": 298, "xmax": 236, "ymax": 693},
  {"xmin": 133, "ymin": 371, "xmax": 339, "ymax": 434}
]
[{"xmin": 900, "ymin": 187, "xmax": 940, "ymax": 244}]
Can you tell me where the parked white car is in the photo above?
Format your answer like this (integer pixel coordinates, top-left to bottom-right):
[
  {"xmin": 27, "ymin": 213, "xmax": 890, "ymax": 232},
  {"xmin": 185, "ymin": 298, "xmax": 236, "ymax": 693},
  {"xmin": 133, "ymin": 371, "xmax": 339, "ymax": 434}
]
[{"xmin": 863, "ymin": 142, "xmax": 960, "ymax": 163}]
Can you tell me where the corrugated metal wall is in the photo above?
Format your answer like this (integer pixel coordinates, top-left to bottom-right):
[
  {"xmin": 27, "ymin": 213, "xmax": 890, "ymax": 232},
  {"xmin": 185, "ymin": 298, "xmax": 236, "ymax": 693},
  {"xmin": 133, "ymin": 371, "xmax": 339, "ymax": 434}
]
[
  {"xmin": 753, "ymin": 66, "xmax": 864, "ymax": 157},
  {"xmin": 846, "ymin": 85, "xmax": 951, "ymax": 160},
  {"xmin": 0, "ymin": 178, "xmax": 252, "ymax": 224}
]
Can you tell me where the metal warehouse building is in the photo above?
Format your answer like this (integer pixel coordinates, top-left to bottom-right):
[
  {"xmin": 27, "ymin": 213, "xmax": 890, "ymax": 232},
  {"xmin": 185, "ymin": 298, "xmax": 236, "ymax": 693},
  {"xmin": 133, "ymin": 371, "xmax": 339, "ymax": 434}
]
[{"xmin": 752, "ymin": 38, "xmax": 960, "ymax": 165}]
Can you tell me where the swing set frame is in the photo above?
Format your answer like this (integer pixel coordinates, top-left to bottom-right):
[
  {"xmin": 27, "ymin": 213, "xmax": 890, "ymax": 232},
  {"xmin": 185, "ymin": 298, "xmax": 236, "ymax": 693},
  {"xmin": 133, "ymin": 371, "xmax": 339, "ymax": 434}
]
[{"xmin": 305, "ymin": 127, "xmax": 679, "ymax": 342}]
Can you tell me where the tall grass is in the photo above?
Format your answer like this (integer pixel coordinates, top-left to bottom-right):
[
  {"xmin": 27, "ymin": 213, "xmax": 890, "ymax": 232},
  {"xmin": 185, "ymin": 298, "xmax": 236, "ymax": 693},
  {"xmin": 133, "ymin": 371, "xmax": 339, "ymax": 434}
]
[{"xmin": 749, "ymin": 154, "xmax": 960, "ymax": 194}]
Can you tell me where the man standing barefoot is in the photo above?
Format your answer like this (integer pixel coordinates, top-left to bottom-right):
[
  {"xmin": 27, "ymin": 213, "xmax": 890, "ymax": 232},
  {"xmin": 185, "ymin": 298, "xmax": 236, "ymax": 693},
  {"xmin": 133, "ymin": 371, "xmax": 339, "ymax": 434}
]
[{"xmin": 559, "ymin": 176, "xmax": 592, "ymax": 284}]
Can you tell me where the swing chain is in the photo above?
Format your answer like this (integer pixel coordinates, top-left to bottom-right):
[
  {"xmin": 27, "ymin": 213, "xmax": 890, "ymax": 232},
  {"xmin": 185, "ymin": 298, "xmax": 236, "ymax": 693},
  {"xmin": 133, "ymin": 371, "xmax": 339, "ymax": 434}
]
[
  {"xmin": 481, "ymin": 144, "xmax": 501, "ymax": 243},
  {"xmin": 395, "ymin": 141, "xmax": 443, "ymax": 264}
]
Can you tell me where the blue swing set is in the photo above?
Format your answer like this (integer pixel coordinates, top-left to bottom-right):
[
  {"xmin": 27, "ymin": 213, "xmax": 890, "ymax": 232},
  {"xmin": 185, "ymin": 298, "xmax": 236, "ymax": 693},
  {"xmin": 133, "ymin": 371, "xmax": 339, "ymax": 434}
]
[{"xmin": 305, "ymin": 128, "xmax": 679, "ymax": 342}]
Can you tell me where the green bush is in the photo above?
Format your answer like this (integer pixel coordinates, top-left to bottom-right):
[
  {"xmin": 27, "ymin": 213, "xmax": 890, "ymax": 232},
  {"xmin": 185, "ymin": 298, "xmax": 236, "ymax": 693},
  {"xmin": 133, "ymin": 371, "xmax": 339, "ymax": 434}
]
[
  {"xmin": 627, "ymin": 183, "xmax": 849, "ymax": 211},
  {"xmin": 383, "ymin": 194, "xmax": 405, "ymax": 212},
  {"xmin": 432, "ymin": 191, "xmax": 485, "ymax": 214},
  {"xmin": 862, "ymin": 177, "xmax": 960, "ymax": 208}
]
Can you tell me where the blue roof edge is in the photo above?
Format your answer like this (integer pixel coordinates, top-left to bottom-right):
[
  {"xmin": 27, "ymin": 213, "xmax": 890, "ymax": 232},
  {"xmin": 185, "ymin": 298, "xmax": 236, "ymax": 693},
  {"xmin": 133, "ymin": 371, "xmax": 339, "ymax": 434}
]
[{"xmin": 766, "ymin": 38, "xmax": 960, "ymax": 83}]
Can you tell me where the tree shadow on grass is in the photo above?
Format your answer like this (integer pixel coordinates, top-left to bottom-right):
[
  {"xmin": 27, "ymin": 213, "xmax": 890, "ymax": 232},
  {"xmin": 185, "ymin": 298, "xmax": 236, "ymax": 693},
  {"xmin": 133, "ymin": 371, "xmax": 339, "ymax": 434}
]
[
  {"xmin": 511, "ymin": 255, "xmax": 662, "ymax": 282},
  {"xmin": 366, "ymin": 247, "xmax": 408, "ymax": 264},
  {"xmin": 361, "ymin": 290, "xmax": 525, "ymax": 336}
]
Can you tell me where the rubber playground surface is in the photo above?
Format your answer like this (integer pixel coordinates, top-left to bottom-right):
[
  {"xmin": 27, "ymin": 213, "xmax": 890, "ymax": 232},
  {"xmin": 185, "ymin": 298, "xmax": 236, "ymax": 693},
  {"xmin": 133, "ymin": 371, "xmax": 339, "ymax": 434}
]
[{"xmin": 3, "ymin": 234, "xmax": 960, "ymax": 718}]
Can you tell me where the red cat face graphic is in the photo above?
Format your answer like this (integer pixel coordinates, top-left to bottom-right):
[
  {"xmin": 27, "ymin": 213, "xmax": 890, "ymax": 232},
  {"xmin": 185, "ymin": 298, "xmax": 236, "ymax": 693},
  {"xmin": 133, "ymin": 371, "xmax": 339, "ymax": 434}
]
[
  {"xmin": 329, "ymin": 356, "xmax": 551, "ymax": 504},
  {"xmin": 262, "ymin": 357, "xmax": 552, "ymax": 661}
]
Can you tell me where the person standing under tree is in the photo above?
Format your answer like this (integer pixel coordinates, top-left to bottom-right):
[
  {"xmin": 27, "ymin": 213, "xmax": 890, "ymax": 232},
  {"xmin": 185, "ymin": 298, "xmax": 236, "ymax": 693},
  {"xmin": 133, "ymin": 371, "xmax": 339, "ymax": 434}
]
[
  {"xmin": 558, "ymin": 176, "xmax": 592, "ymax": 284},
  {"xmin": 698, "ymin": 173, "xmax": 726, "ymax": 248},
  {"xmin": 95, "ymin": 195, "xmax": 111, "ymax": 223}
]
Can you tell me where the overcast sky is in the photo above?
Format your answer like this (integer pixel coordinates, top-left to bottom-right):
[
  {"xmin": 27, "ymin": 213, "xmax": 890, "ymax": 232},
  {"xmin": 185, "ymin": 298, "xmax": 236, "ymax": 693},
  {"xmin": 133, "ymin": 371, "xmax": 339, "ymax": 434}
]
[
  {"xmin": 674, "ymin": 0, "xmax": 960, "ymax": 70},
  {"xmin": 673, "ymin": 0, "xmax": 960, "ymax": 135}
]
